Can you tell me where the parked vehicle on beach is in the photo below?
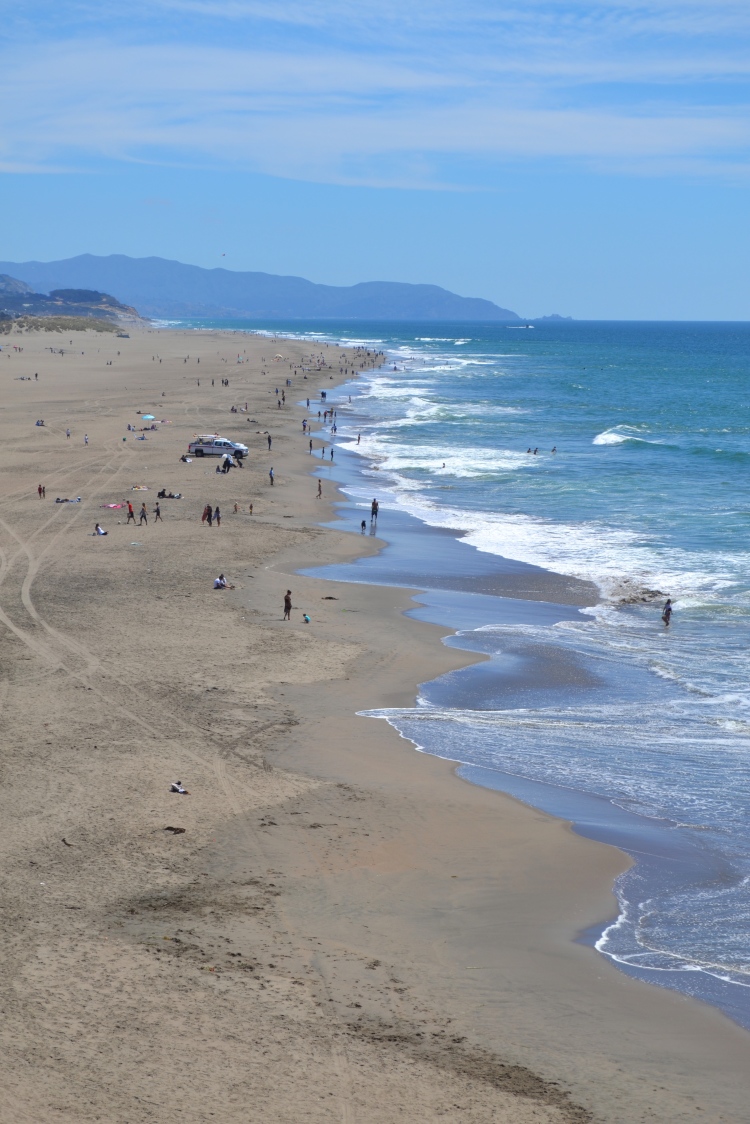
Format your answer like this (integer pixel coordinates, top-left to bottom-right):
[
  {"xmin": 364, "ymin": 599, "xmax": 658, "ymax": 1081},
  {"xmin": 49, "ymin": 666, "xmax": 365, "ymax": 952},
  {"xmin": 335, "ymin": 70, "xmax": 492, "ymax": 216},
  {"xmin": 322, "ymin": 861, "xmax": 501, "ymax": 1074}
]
[{"xmin": 187, "ymin": 435, "xmax": 249, "ymax": 458}]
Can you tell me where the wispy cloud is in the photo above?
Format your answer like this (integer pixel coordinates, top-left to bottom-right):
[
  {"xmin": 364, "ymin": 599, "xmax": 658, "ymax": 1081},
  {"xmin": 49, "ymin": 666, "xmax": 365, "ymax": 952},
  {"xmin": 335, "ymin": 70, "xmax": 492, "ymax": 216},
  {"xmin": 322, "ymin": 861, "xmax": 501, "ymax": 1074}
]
[{"xmin": 2, "ymin": 2, "xmax": 750, "ymax": 186}]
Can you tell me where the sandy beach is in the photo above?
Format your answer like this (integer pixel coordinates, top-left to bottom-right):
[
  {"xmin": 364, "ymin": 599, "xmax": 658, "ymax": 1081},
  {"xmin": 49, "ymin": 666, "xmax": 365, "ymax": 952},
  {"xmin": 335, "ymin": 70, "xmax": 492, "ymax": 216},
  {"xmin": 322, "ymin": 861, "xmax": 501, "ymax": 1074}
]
[{"xmin": 0, "ymin": 325, "xmax": 748, "ymax": 1123}]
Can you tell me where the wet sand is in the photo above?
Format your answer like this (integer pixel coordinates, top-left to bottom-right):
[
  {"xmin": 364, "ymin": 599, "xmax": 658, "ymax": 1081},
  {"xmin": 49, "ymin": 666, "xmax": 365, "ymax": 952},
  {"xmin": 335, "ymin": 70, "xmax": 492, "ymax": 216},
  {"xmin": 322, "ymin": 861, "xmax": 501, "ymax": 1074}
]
[{"xmin": 0, "ymin": 325, "xmax": 748, "ymax": 1123}]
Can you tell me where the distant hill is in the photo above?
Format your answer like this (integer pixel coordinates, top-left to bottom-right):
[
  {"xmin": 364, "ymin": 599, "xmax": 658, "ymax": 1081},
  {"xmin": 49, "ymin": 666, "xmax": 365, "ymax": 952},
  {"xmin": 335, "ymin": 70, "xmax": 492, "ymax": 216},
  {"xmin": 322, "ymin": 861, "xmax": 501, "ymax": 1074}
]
[
  {"xmin": 0, "ymin": 255, "xmax": 520, "ymax": 322},
  {"xmin": 0, "ymin": 274, "xmax": 35, "ymax": 296},
  {"xmin": 0, "ymin": 276, "xmax": 142, "ymax": 324}
]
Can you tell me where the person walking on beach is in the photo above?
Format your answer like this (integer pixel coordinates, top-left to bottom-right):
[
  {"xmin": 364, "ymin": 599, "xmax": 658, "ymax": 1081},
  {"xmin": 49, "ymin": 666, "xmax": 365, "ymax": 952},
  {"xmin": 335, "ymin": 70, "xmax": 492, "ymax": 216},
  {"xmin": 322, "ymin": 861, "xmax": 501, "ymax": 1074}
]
[
  {"xmin": 153, "ymin": 502, "xmax": 162, "ymax": 522},
  {"xmin": 139, "ymin": 502, "xmax": 148, "ymax": 525},
  {"xmin": 269, "ymin": 467, "xmax": 274, "ymax": 485},
  {"xmin": 201, "ymin": 504, "xmax": 209, "ymax": 524},
  {"xmin": 206, "ymin": 505, "xmax": 213, "ymax": 527},
  {"xmin": 214, "ymin": 505, "xmax": 221, "ymax": 527},
  {"xmin": 267, "ymin": 434, "xmax": 272, "ymax": 450},
  {"xmin": 283, "ymin": 590, "xmax": 292, "ymax": 620},
  {"xmin": 38, "ymin": 484, "xmax": 43, "ymax": 499},
  {"xmin": 309, "ymin": 439, "xmax": 313, "ymax": 454},
  {"xmin": 371, "ymin": 498, "xmax": 379, "ymax": 521},
  {"xmin": 126, "ymin": 501, "xmax": 136, "ymax": 524},
  {"xmin": 662, "ymin": 599, "xmax": 673, "ymax": 627},
  {"xmin": 317, "ymin": 479, "xmax": 322, "ymax": 499},
  {"xmin": 66, "ymin": 428, "xmax": 71, "ymax": 439},
  {"xmin": 84, "ymin": 434, "xmax": 88, "ymax": 446}
]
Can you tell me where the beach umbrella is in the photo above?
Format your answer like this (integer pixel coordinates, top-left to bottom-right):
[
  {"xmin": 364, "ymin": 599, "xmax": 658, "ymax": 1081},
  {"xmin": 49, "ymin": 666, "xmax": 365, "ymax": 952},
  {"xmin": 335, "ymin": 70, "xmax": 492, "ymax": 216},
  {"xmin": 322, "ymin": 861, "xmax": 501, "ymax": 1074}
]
[{"xmin": 142, "ymin": 414, "xmax": 155, "ymax": 420}]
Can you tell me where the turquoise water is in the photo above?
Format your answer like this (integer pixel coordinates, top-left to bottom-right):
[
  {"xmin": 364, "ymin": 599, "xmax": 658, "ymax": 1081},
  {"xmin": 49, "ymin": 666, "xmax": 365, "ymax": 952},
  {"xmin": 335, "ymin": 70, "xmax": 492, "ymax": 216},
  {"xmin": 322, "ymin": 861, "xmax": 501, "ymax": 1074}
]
[{"xmin": 175, "ymin": 317, "xmax": 750, "ymax": 1015}]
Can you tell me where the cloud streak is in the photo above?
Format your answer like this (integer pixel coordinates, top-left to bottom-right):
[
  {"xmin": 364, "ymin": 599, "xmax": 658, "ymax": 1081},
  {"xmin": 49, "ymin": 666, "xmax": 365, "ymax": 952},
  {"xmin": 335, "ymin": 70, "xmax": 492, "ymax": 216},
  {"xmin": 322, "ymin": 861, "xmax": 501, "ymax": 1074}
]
[{"xmin": 3, "ymin": 2, "xmax": 750, "ymax": 186}]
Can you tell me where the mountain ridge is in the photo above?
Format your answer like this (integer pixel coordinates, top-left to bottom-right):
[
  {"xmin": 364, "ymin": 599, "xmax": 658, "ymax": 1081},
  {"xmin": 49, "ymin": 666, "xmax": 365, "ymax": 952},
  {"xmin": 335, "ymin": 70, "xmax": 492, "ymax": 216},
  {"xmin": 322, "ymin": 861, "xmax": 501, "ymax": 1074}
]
[{"xmin": 0, "ymin": 254, "xmax": 520, "ymax": 322}]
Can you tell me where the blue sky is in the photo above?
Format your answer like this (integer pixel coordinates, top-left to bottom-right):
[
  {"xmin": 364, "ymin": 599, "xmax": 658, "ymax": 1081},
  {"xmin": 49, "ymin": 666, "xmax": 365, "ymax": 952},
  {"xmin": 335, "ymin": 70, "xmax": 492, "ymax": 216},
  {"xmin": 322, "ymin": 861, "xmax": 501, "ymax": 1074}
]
[{"xmin": 2, "ymin": 0, "xmax": 750, "ymax": 317}]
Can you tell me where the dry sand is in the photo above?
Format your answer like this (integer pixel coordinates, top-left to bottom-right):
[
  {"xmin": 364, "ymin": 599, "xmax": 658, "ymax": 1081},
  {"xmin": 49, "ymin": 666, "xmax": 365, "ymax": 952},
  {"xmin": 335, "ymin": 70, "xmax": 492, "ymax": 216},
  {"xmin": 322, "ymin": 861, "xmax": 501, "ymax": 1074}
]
[{"xmin": 0, "ymin": 326, "xmax": 748, "ymax": 1123}]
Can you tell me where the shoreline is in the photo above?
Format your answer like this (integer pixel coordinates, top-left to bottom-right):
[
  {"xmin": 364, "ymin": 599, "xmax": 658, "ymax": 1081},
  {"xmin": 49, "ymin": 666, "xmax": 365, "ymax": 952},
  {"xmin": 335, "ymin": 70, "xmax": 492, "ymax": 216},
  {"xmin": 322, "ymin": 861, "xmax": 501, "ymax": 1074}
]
[
  {"xmin": 299, "ymin": 353, "xmax": 750, "ymax": 1028},
  {"xmin": 0, "ymin": 325, "xmax": 747, "ymax": 1122}
]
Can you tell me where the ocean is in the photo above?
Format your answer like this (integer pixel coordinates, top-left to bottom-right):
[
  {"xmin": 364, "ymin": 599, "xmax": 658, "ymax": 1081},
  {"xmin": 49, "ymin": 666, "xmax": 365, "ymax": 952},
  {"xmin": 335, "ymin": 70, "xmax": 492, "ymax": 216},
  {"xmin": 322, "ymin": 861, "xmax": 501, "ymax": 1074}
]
[{"xmin": 175, "ymin": 317, "xmax": 750, "ymax": 1027}]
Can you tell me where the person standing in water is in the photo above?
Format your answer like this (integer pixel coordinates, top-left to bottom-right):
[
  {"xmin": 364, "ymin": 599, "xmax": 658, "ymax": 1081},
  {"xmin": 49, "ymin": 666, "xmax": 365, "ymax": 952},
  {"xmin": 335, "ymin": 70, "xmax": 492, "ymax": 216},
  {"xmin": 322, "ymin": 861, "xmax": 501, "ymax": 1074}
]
[{"xmin": 662, "ymin": 599, "xmax": 673, "ymax": 627}]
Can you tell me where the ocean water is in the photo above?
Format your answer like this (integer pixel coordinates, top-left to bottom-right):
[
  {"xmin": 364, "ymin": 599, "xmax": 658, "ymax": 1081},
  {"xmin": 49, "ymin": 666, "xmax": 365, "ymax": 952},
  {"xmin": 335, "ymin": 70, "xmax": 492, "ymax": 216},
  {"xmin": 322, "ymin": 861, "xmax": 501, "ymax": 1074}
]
[{"xmin": 177, "ymin": 317, "xmax": 750, "ymax": 1024}]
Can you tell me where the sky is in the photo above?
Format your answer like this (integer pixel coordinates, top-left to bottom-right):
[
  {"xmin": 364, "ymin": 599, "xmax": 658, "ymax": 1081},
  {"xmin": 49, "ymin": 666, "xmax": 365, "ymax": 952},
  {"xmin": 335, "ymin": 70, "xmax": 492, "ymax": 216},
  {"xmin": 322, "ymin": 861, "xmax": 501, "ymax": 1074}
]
[{"xmin": 1, "ymin": 1, "xmax": 750, "ymax": 318}]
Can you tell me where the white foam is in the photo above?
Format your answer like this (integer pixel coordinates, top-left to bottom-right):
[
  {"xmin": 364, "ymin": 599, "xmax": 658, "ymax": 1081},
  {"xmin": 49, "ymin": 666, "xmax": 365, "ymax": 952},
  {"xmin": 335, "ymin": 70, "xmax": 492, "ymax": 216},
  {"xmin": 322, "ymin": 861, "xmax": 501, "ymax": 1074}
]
[
  {"xmin": 593, "ymin": 425, "xmax": 665, "ymax": 446},
  {"xmin": 345, "ymin": 436, "xmax": 537, "ymax": 479}
]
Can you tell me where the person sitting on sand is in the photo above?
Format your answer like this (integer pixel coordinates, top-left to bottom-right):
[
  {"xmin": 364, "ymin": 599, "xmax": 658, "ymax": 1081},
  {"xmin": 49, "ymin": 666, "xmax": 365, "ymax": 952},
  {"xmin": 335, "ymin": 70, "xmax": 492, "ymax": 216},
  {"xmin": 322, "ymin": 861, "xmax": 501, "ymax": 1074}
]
[
  {"xmin": 214, "ymin": 574, "xmax": 228, "ymax": 589},
  {"xmin": 94, "ymin": 523, "xmax": 107, "ymax": 535},
  {"xmin": 170, "ymin": 781, "xmax": 190, "ymax": 794}
]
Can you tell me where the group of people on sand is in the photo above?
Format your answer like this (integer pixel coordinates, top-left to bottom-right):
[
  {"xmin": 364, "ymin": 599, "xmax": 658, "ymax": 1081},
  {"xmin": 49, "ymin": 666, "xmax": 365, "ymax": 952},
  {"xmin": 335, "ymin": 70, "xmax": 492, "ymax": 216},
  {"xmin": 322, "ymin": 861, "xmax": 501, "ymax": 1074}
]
[
  {"xmin": 93, "ymin": 501, "xmax": 162, "ymax": 535},
  {"xmin": 282, "ymin": 589, "xmax": 310, "ymax": 624},
  {"xmin": 124, "ymin": 500, "xmax": 162, "ymax": 525},
  {"xmin": 201, "ymin": 504, "xmax": 221, "ymax": 527}
]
